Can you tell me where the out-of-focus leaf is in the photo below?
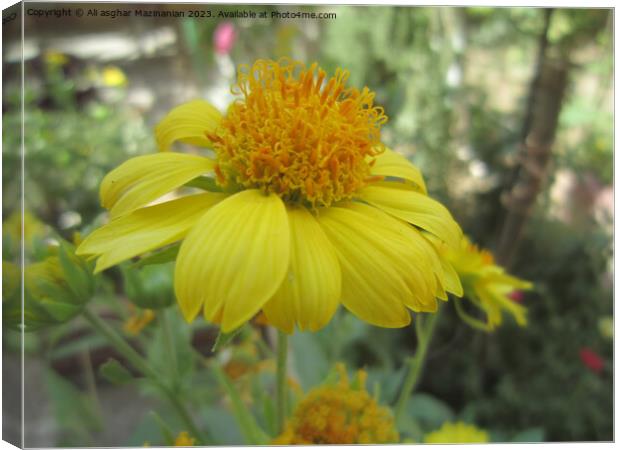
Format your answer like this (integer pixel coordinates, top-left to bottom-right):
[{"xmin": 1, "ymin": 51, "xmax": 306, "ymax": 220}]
[
  {"xmin": 132, "ymin": 244, "xmax": 181, "ymax": 269},
  {"xmin": 99, "ymin": 358, "xmax": 134, "ymax": 385},
  {"xmin": 512, "ymin": 427, "xmax": 545, "ymax": 442},
  {"xmin": 185, "ymin": 176, "xmax": 222, "ymax": 192},
  {"xmin": 145, "ymin": 309, "xmax": 195, "ymax": 387},
  {"xmin": 212, "ymin": 325, "xmax": 246, "ymax": 352},
  {"xmin": 150, "ymin": 411, "xmax": 177, "ymax": 445},
  {"xmin": 121, "ymin": 262, "xmax": 174, "ymax": 309},
  {"xmin": 212, "ymin": 365, "xmax": 270, "ymax": 445},
  {"xmin": 45, "ymin": 369, "xmax": 101, "ymax": 442},
  {"xmin": 407, "ymin": 393, "xmax": 454, "ymax": 428},
  {"xmin": 202, "ymin": 405, "xmax": 245, "ymax": 445},
  {"xmin": 290, "ymin": 331, "xmax": 329, "ymax": 391}
]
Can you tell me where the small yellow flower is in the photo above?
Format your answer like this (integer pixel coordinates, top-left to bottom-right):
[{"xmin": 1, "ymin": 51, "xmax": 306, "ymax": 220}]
[
  {"xmin": 44, "ymin": 50, "xmax": 69, "ymax": 67},
  {"xmin": 123, "ymin": 305, "xmax": 155, "ymax": 336},
  {"xmin": 441, "ymin": 236, "xmax": 532, "ymax": 330},
  {"xmin": 173, "ymin": 431, "xmax": 195, "ymax": 446},
  {"xmin": 424, "ymin": 421, "xmax": 489, "ymax": 444},
  {"xmin": 273, "ymin": 364, "xmax": 399, "ymax": 444},
  {"xmin": 77, "ymin": 58, "xmax": 463, "ymax": 333},
  {"xmin": 101, "ymin": 66, "xmax": 128, "ymax": 87},
  {"xmin": 599, "ymin": 316, "xmax": 613, "ymax": 340}
]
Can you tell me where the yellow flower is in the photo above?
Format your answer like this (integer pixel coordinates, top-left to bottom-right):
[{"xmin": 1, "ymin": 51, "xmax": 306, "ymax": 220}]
[
  {"xmin": 77, "ymin": 58, "xmax": 463, "ymax": 333},
  {"xmin": 101, "ymin": 66, "xmax": 128, "ymax": 87},
  {"xmin": 443, "ymin": 236, "xmax": 532, "ymax": 330},
  {"xmin": 173, "ymin": 431, "xmax": 195, "ymax": 446},
  {"xmin": 44, "ymin": 50, "xmax": 69, "ymax": 67},
  {"xmin": 273, "ymin": 364, "xmax": 399, "ymax": 444},
  {"xmin": 123, "ymin": 305, "xmax": 156, "ymax": 335},
  {"xmin": 599, "ymin": 316, "xmax": 613, "ymax": 340},
  {"xmin": 424, "ymin": 421, "xmax": 489, "ymax": 444}
]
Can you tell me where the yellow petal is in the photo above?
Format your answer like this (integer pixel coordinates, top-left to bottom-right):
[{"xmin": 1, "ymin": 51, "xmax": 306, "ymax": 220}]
[
  {"xmin": 317, "ymin": 205, "xmax": 415, "ymax": 327},
  {"xmin": 358, "ymin": 184, "xmax": 462, "ymax": 249},
  {"xmin": 421, "ymin": 232, "xmax": 464, "ymax": 298},
  {"xmin": 77, "ymin": 192, "xmax": 226, "ymax": 273},
  {"xmin": 438, "ymin": 255, "xmax": 463, "ymax": 297},
  {"xmin": 371, "ymin": 148, "xmax": 427, "ymax": 193},
  {"xmin": 262, "ymin": 206, "xmax": 341, "ymax": 334},
  {"xmin": 345, "ymin": 202, "xmax": 440, "ymax": 312},
  {"xmin": 475, "ymin": 283, "xmax": 527, "ymax": 328},
  {"xmin": 101, "ymin": 153, "xmax": 215, "ymax": 219},
  {"xmin": 174, "ymin": 190, "xmax": 290, "ymax": 330},
  {"xmin": 155, "ymin": 100, "xmax": 222, "ymax": 151}
]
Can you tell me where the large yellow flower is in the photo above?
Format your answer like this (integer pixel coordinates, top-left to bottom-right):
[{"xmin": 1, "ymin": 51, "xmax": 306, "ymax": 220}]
[
  {"xmin": 77, "ymin": 58, "xmax": 463, "ymax": 333},
  {"xmin": 442, "ymin": 236, "xmax": 533, "ymax": 330}
]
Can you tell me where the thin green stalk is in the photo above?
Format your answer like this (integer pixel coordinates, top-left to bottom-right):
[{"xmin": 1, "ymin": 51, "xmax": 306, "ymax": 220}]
[
  {"xmin": 394, "ymin": 308, "xmax": 442, "ymax": 420},
  {"xmin": 82, "ymin": 308, "xmax": 206, "ymax": 443},
  {"xmin": 160, "ymin": 308, "xmax": 180, "ymax": 385},
  {"xmin": 80, "ymin": 349, "xmax": 103, "ymax": 425},
  {"xmin": 276, "ymin": 330, "xmax": 288, "ymax": 433}
]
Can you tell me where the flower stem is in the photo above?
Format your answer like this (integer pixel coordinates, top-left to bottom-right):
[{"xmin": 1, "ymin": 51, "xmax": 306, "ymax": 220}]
[
  {"xmin": 276, "ymin": 330, "xmax": 288, "ymax": 433},
  {"xmin": 82, "ymin": 308, "xmax": 206, "ymax": 443},
  {"xmin": 160, "ymin": 308, "xmax": 180, "ymax": 386},
  {"xmin": 394, "ymin": 308, "xmax": 441, "ymax": 421}
]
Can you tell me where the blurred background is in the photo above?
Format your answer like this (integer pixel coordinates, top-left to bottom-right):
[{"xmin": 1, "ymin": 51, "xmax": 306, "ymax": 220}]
[{"xmin": 2, "ymin": 3, "xmax": 613, "ymax": 446}]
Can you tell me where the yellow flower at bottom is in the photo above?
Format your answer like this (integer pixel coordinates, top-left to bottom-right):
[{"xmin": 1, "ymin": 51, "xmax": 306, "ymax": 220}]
[
  {"xmin": 173, "ymin": 431, "xmax": 195, "ymax": 446},
  {"xmin": 77, "ymin": 58, "xmax": 464, "ymax": 334},
  {"xmin": 273, "ymin": 365, "xmax": 399, "ymax": 444},
  {"xmin": 424, "ymin": 421, "xmax": 489, "ymax": 444},
  {"xmin": 441, "ymin": 236, "xmax": 533, "ymax": 330}
]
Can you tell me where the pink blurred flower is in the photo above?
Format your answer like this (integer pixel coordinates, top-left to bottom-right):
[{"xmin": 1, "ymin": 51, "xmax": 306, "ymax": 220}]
[
  {"xmin": 579, "ymin": 347, "xmax": 604, "ymax": 374},
  {"xmin": 508, "ymin": 290, "xmax": 524, "ymax": 303},
  {"xmin": 214, "ymin": 22, "xmax": 236, "ymax": 55}
]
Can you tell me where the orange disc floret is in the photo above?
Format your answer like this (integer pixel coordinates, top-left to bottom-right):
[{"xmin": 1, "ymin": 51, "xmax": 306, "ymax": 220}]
[
  {"xmin": 207, "ymin": 58, "xmax": 388, "ymax": 207},
  {"xmin": 272, "ymin": 364, "xmax": 399, "ymax": 444}
]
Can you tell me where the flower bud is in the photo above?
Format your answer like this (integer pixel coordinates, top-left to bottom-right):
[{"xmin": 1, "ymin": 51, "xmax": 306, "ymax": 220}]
[{"xmin": 3, "ymin": 241, "xmax": 95, "ymax": 331}]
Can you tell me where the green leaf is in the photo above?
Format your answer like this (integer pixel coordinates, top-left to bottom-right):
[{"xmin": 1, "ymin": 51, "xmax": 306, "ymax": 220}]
[
  {"xmin": 290, "ymin": 331, "xmax": 329, "ymax": 391},
  {"xmin": 212, "ymin": 325, "xmax": 246, "ymax": 352},
  {"xmin": 58, "ymin": 241, "xmax": 93, "ymax": 300},
  {"xmin": 125, "ymin": 410, "xmax": 168, "ymax": 447},
  {"xmin": 512, "ymin": 427, "xmax": 545, "ymax": 442},
  {"xmin": 406, "ymin": 393, "xmax": 454, "ymax": 428},
  {"xmin": 212, "ymin": 365, "xmax": 270, "ymax": 445},
  {"xmin": 185, "ymin": 176, "xmax": 223, "ymax": 192},
  {"xmin": 121, "ymin": 262, "xmax": 175, "ymax": 309},
  {"xmin": 202, "ymin": 405, "xmax": 245, "ymax": 445},
  {"xmin": 150, "ymin": 411, "xmax": 177, "ymax": 445},
  {"xmin": 45, "ymin": 368, "xmax": 101, "ymax": 441},
  {"xmin": 38, "ymin": 298, "xmax": 83, "ymax": 322},
  {"xmin": 132, "ymin": 244, "xmax": 181, "ymax": 269},
  {"xmin": 99, "ymin": 358, "xmax": 134, "ymax": 385}
]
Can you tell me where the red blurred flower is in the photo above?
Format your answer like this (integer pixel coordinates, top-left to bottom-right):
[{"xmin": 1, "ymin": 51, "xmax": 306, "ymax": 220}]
[
  {"xmin": 579, "ymin": 347, "xmax": 604, "ymax": 374},
  {"xmin": 508, "ymin": 290, "xmax": 524, "ymax": 303},
  {"xmin": 214, "ymin": 22, "xmax": 236, "ymax": 55}
]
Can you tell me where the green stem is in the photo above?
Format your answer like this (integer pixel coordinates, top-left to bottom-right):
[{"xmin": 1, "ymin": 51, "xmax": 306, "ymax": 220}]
[
  {"xmin": 276, "ymin": 330, "xmax": 288, "ymax": 433},
  {"xmin": 82, "ymin": 308, "xmax": 207, "ymax": 443},
  {"xmin": 394, "ymin": 308, "xmax": 441, "ymax": 420},
  {"xmin": 160, "ymin": 308, "xmax": 180, "ymax": 385}
]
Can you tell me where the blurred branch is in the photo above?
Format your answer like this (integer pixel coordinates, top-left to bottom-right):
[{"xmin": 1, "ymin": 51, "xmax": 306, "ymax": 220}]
[
  {"xmin": 520, "ymin": 8, "xmax": 554, "ymax": 143},
  {"xmin": 496, "ymin": 56, "xmax": 569, "ymax": 267}
]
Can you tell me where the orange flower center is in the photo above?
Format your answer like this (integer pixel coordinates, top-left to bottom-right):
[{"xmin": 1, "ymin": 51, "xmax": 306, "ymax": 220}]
[{"xmin": 207, "ymin": 59, "xmax": 387, "ymax": 207}]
